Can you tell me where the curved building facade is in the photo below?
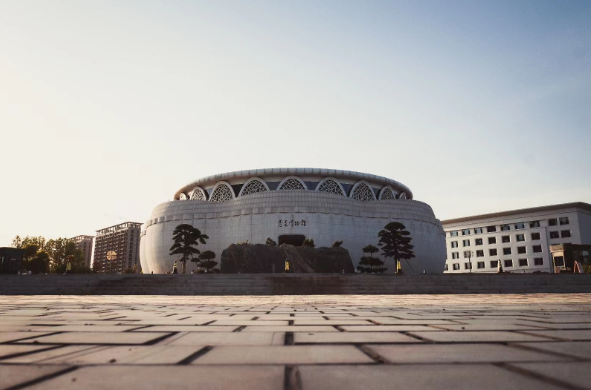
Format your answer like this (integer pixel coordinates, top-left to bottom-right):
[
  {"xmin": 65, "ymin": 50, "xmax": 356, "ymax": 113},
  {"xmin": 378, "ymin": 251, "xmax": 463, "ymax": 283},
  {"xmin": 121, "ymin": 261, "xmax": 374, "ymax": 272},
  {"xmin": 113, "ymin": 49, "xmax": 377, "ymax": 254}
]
[{"xmin": 140, "ymin": 168, "xmax": 446, "ymax": 274}]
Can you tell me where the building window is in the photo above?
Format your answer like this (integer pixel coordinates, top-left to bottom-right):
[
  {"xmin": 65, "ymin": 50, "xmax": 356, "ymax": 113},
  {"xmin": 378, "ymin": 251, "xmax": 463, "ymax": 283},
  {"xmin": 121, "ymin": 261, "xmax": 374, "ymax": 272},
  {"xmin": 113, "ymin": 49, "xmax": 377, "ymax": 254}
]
[
  {"xmin": 452, "ymin": 252, "xmax": 459, "ymax": 259},
  {"xmin": 350, "ymin": 182, "xmax": 376, "ymax": 201},
  {"xmin": 516, "ymin": 234, "xmax": 525, "ymax": 242},
  {"xmin": 559, "ymin": 217, "xmax": 570, "ymax": 225},
  {"xmin": 451, "ymin": 241, "xmax": 458, "ymax": 248},
  {"xmin": 462, "ymin": 229, "xmax": 471, "ymax": 236},
  {"xmin": 450, "ymin": 231, "xmax": 459, "ymax": 237},
  {"xmin": 534, "ymin": 258, "xmax": 543, "ymax": 266},
  {"xmin": 517, "ymin": 246, "xmax": 526, "ymax": 254},
  {"xmin": 504, "ymin": 259, "xmax": 513, "ymax": 268},
  {"xmin": 501, "ymin": 224, "xmax": 511, "ymax": 231},
  {"xmin": 317, "ymin": 179, "xmax": 346, "ymax": 196},
  {"xmin": 554, "ymin": 256, "xmax": 565, "ymax": 266},
  {"xmin": 453, "ymin": 263, "xmax": 460, "ymax": 270},
  {"xmin": 476, "ymin": 250, "xmax": 484, "ymax": 257},
  {"xmin": 549, "ymin": 231, "xmax": 560, "ymax": 239},
  {"xmin": 502, "ymin": 236, "xmax": 510, "ymax": 243},
  {"xmin": 489, "ymin": 248, "xmax": 498, "ymax": 256},
  {"xmin": 475, "ymin": 238, "xmax": 483, "ymax": 246},
  {"xmin": 533, "ymin": 245, "xmax": 542, "ymax": 253},
  {"xmin": 518, "ymin": 259, "xmax": 528, "ymax": 267},
  {"xmin": 561, "ymin": 230, "xmax": 571, "ymax": 238},
  {"xmin": 490, "ymin": 260, "xmax": 498, "ymax": 268},
  {"xmin": 548, "ymin": 218, "xmax": 558, "ymax": 226},
  {"xmin": 515, "ymin": 222, "xmax": 525, "ymax": 230},
  {"xmin": 463, "ymin": 251, "xmax": 472, "ymax": 258},
  {"xmin": 444, "ymin": 264, "xmax": 448, "ymax": 271},
  {"xmin": 474, "ymin": 227, "xmax": 483, "ymax": 234},
  {"xmin": 488, "ymin": 237, "xmax": 497, "ymax": 245},
  {"xmin": 463, "ymin": 240, "xmax": 470, "ymax": 247},
  {"xmin": 529, "ymin": 221, "xmax": 540, "ymax": 228},
  {"xmin": 503, "ymin": 248, "xmax": 512, "ymax": 255},
  {"xmin": 531, "ymin": 232, "xmax": 540, "ymax": 240},
  {"xmin": 477, "ymin": 261, "xmax": 485, "ymax": 269},
  {"xmin": 464, "ymin": 262, "xmax": 472, "ymax": 270},
  {"xmin": 487, "ymin": 226, "xmax": 497, "ymax": 233}
]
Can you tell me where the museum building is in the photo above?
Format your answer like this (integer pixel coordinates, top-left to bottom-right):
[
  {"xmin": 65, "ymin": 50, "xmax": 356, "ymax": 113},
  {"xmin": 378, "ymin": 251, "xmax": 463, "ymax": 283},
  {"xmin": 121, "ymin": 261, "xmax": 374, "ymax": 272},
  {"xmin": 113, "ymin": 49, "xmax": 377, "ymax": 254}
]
[{"xmin": 139, "ymin": 168, "xmax": 446, "ymax": 274}]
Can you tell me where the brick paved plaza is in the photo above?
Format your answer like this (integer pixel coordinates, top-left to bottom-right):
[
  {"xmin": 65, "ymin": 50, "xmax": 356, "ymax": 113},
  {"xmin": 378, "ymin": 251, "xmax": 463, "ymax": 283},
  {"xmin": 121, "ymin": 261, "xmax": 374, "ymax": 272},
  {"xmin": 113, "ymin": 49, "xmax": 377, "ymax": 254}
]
[{"xmin": 1, "ymin": 294, "xmax": 591, "ymax": 389}]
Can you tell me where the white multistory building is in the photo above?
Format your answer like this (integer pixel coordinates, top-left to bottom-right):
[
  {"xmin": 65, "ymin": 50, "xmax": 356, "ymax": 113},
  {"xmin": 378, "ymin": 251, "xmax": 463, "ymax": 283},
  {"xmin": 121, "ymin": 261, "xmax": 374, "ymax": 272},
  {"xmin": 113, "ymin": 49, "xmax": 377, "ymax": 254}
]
[{"xmin": 442, "ymin": 203, "xmax": 591, "ymax": 273}]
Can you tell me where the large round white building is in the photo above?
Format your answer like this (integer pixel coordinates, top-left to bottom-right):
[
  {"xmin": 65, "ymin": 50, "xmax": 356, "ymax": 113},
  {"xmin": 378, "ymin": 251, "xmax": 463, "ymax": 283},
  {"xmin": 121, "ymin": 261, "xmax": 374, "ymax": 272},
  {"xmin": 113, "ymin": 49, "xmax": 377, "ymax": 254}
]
[{"xmin": 139, "ymin": 168, "xmax": 446, "ymax": 274}]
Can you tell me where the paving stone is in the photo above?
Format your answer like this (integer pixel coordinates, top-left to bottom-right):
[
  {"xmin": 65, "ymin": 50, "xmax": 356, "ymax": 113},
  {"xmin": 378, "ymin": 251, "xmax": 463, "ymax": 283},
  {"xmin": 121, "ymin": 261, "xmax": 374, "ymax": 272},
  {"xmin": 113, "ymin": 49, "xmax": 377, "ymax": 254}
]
[
  {"xmin": 18, "ymin": 332, "xmax": 171, "ymax": 345},
  {"xmin": 28, "ymin": 325, "xmax": 147, "ymax": 332},
  {"xmin": 367, "ymin": 344, "xmax": 566, "ymax": 363},
  {"xmin": 210, "ymin": 320, "xmax": 290, "ymax": 326},
  {"xmin": 0, "ymin": 344, "xmax": 51, "ymax": 359},
  {"xmin": 292, "ymin": 319, "xmax": 373, "ymax": 325},
  {"xmin": 242, "ymin": 326, "xmax": 339, "ymax": 332},
  {"xmin": 26, "ymin": 365, "xmax": 284, "ymax": 390},
  {"xmin": 523, "ymin": 330, "xmax": 591, "ymax": 341},
  {"xmin": 299, "ymin": 364, "xmax": 564, "ymax": 390},
  {"xmin": 168, "ymin": 332, "xmax": 285, "ymax": 346},
  {"xmin": 44, "ymin": 346, "xmax": 203, "ymax": 365},
  {"xmin": 2, "ymin": 346, "xmax": 101, "ymax": 363},
  {"xmin": 133, "ymin": 326, "xmax": 238, "ymax": 332},
  {"xmin": 0, "ymin": 364, "xmax": 70, "ymax": 389},
  {"xmin": 516, "ymin": 341, "xmax": 591, "ymax": 359},
  {"xmin": 409, "ymin": 331, "xmax": 551, "ymax": 342},
  {"xmin": 510, "ymin": 362, "xmax": 591, "ymax": 390},
  {"xmin": 0, "ymin": 332, "xmax": 52, "ymax": 343},
  {"xmin": 340, "ymin": 325, "xmax": 435, "ymax": 332},
  {"xmin": 193, "ymin": 345, "xmax": 374, "ymax": 365},
  {"xmin": 294, "ymin": 332, "xmax": 420, "ymax": 344}
]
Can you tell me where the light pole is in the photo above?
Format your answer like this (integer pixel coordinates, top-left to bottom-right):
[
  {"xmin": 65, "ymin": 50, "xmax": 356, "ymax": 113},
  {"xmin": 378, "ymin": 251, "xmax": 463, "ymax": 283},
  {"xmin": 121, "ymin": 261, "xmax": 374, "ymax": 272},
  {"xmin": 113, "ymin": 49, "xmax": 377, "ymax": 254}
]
[{"xmin": 467, "ymin": 250, "xmax": 473, "ymax": 274}]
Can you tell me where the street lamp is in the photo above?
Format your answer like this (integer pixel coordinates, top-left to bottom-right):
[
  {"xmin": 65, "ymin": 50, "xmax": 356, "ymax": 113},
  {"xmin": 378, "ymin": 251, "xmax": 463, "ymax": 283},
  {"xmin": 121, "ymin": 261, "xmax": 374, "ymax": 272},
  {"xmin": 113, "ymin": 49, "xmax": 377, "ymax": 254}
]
[{"xmin": 467, "ymin": 250, "xmax": 473, "ymax": 274}]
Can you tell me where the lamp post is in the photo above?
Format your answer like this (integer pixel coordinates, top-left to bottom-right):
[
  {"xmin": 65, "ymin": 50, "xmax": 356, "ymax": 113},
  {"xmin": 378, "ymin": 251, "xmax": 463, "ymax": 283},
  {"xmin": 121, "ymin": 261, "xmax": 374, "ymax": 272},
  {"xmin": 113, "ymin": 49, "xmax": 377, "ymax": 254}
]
[{"xmin": 467, "ymin": 250, "xmax": 473, "ymax": 274}]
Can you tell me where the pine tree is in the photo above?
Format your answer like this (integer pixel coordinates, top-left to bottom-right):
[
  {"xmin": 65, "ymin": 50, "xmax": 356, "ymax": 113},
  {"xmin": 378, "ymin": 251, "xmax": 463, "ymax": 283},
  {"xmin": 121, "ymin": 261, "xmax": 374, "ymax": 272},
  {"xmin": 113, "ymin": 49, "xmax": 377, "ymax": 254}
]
[
  {"xmin": 198, "ymin": 250, "xmax": 217, "ymax": 273},
  {"xmin": 169, "ymin": 224, "xmax": 209, "ymax": 274},
  {"xmin": 378, "ymin": 222, "xmax": 415, "ymax": 274},
  {"xmin": 357, "ymin": 244, "xmax": 387, "ymax": 273}
]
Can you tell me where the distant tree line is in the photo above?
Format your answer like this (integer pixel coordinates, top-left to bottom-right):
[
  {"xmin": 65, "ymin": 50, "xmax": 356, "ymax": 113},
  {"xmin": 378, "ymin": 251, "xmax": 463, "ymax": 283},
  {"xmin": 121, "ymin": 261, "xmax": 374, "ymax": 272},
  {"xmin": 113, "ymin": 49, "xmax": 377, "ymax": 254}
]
[{"xmin": 11, "ymin": 235, "xmax": 92, "ymax": 274}]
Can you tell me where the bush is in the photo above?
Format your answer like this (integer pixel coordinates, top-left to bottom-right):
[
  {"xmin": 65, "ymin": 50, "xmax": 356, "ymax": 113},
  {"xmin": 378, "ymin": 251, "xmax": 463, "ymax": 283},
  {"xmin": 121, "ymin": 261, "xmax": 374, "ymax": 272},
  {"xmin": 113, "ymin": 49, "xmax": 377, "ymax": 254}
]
[
  {"xmin": 302, "ymin": 239, "xmax": 315, "ymax": 248},
  {"xmin": 265, "ymin": 238, "xmax": 277, "ymax": 246},
  {"xmin": 332, "ymin": 241, "xmax": 343, "ymax": 247}
]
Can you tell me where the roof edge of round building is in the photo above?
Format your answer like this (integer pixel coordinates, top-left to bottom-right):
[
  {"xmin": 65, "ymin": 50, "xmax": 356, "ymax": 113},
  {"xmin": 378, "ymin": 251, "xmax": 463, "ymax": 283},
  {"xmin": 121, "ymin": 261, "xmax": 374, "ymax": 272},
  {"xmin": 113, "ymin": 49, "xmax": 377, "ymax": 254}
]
[
  {"xmin": 174, "ymin": 167, "xmax": 413, "ymax": 199},
  {"xmin": 441, "ymin": 202, "xmax": 591, "ymax": 226}
]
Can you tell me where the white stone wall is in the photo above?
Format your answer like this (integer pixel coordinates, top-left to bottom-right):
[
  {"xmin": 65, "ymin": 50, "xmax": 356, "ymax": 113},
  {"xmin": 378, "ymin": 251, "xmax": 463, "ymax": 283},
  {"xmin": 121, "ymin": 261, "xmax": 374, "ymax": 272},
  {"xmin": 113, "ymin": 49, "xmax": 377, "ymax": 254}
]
[
  {"xmin": 443, "ymin": 205, "xmax": 591, "ymax": 274},
  {"xmin": 140, "ymin": 191, "xmax": 446, "ymax": 274}
]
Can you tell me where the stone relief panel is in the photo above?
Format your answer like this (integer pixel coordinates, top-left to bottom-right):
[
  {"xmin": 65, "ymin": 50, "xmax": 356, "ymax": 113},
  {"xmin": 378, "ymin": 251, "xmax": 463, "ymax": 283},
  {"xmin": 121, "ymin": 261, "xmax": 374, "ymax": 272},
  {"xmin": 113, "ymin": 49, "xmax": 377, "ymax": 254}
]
[
  {"xmin": 278, "ymin": 176, "xmax": 307, "ymax": 191},
  {"xmin": 316, "ymin": 178, "xmax": 346, "ymax": 196},
  {"xmin": 238, "ymin": 177, "xmax": 269, "ymax": 197},
  {"xmin": 350, "ymin": 181, "xmax": 376, "ymax": 202},
  {"xmin": 190, "ymin": 187, "xmax": 207, "ymax": 201},
  {"xmin": 209, "ymin": 182, "xmax": 235, "ymax": 202}
]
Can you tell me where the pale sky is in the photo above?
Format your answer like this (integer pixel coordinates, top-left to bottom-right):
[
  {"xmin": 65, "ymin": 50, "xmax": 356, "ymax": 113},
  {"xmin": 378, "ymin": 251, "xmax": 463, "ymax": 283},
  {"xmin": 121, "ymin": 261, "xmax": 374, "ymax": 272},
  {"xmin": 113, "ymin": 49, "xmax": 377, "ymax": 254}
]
[{"xmin": 1, "ymin": 0, "xmax": 590, "ymax": 246}]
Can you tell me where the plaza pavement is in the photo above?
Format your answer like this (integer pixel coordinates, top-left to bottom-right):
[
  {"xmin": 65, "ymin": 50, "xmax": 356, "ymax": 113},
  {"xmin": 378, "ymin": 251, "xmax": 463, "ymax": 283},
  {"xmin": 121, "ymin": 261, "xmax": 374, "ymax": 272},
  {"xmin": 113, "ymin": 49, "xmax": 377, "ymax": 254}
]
[{"xmin": 1, "ymin": 294, "xmax": 591, "ymax": 389}]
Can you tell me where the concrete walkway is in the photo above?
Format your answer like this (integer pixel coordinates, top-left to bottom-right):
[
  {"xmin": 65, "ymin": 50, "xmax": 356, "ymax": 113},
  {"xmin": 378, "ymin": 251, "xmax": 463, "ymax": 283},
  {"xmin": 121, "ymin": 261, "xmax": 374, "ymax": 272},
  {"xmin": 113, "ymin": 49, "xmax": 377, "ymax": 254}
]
[{"xmin": 1, "ymin": 294, "xmax": 591, "ymax": 389}]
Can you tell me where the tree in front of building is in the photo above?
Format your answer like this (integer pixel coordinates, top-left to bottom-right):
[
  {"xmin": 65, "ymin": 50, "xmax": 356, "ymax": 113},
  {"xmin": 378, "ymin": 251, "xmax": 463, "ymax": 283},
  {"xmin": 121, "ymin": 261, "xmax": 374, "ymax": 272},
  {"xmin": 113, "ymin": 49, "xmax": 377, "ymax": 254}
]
[
  {"xmin": 332, "ymin": 241, "xmax": 343, "ymax": 247},
  {"xmin": 302, "ymin": 238, "xmax": 315, "ymax": 248},
  {"xmin": 357, "ymin": 244, "xmax": 387, "ymax": 273},
  {"xmin": 169, "ymin": 224, "xmax": 209, "ymax": 274},
  {"xmin": 265, "ymin": 238, "xmax": 277, "ymax": 246},
  {"xmin": 378, "ymin": 222, "xmax": 415, "ymax": 274},
  {"xmin": 45, "ymin": 238, "xmax": 85, "ymax": 273},
  {"xmin": 198, "ymin": 250, "xmax": 217, "ymax": 273}
]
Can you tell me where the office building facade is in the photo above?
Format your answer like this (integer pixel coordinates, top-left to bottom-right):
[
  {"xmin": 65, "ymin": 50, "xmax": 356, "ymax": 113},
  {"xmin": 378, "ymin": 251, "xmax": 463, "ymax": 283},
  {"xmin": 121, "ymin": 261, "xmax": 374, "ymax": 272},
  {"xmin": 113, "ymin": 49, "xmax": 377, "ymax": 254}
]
[
  {"xmin": 442, "ymin": 202, "xmax": 591, "ymax": 273},
  {"xmin": 93, "ymin": 222, "xmax": 141, "ymax": 273},
  {"xmin": 70, "ymin": 235, "xmax": 94, "ymax": 268}
]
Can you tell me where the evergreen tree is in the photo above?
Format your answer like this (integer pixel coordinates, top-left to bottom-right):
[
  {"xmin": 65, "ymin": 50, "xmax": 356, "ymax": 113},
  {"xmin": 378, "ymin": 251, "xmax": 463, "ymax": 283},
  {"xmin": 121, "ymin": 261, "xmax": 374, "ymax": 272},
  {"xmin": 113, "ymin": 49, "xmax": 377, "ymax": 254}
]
[
  {"xmin": 356, "ymin": 244, "xmax": 387, "ymax": 273},
  {"xmin": 265, "ymin": 238, "xmax": 277, "ymax": 246},
  {"xmin": 378, "ymin": 222, "xmax": 415, "ymax": 274},
  {"xmin": 198, "ymin": 250, "xmax": 217, "ymax": 273},
  {"xmin": 302, "ymin": 238, "xmax": 315, "ymax": 248},
  {"xmin": 169, "ymin": 224, "xmax": 209, "ymax": 274}
]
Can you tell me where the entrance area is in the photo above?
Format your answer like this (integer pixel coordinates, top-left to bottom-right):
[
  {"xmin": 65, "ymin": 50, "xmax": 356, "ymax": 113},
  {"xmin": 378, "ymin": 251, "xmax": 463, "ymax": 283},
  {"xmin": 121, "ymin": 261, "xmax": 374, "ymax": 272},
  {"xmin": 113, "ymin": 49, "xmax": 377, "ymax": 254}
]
[{"xmin": 278, "ymin": 235, "xmax": 306, "ymax": 246}]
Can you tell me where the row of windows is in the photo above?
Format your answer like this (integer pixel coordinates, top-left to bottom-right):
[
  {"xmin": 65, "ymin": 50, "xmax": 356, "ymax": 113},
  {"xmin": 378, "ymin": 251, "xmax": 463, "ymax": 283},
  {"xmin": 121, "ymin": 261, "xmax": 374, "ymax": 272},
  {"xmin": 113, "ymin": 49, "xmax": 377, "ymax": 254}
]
[
  {"xmin": 447, "ymin": 257, "xmax": 544, "ymax": 271},
  {"xmin": 450, "ymin": 245, "xmax": 543, "ymax": 259},
  {"xmin": 178, "ymin": 176, "xmax": 409, "ymax": 203},
  {"xmin": 451, "ymin": 230, "xmax": 571, "ymax": 249},
  {"xmin": 449, "ymin": 217, "xmax": 570, "ymax": 237}
]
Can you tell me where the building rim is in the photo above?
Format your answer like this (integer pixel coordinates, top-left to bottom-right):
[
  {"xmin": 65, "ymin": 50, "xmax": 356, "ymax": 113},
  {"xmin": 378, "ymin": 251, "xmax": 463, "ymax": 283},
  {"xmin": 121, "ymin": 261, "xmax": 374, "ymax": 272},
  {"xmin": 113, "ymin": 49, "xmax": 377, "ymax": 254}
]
[
  {"xmin": 442, "ymin": 202, "xmax": 591, "ymax": 226},
  {"xmin": 174, "ymin": 167, "xmax": 413, "ymax": 200}
]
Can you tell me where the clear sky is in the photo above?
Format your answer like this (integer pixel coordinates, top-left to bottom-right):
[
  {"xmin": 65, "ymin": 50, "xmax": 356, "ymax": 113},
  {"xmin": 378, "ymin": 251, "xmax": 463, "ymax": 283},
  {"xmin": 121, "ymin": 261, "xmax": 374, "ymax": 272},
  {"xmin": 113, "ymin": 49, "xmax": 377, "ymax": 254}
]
[{"xmin": 1, "ymin": 0, "xmax": 590, "ymax": 246}]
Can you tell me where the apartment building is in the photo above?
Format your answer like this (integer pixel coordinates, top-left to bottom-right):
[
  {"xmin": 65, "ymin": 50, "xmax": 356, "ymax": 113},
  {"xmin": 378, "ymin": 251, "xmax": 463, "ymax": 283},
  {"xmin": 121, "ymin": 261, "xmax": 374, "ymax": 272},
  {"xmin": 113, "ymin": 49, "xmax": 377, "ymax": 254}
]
[
  {"xmin": 93, "ymin": 222, "xmax": 141, "ymax": 273},
  {"xmin": 443, "ymin": 202, "xmax": 591, "ymax": 273},
  {"xmin": 70, "ymin": 235, "xmax": 94, "ymax": 268}
]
